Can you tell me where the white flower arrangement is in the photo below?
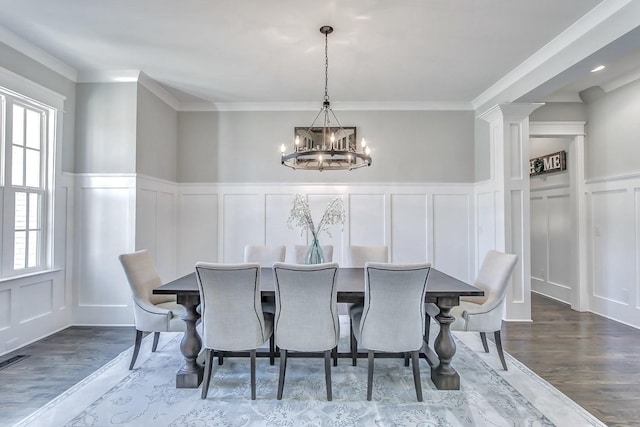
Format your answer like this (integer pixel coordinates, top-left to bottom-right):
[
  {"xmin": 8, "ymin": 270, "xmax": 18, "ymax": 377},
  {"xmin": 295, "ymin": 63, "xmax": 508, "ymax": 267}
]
[{"xmin": 287, "ymin": 194, "xmax": 345, "ymax": 240}]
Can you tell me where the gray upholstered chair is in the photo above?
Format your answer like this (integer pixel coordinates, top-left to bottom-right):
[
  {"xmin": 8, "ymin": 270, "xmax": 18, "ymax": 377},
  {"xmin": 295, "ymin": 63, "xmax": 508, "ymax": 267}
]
[
  {"xmin": 118, "ymin": 250, "xmax": 186, "ymax": 370},
  {"xmin": 272, "ymin": 262, "xmax": 340, "ymax": 400},
  {"xmin": 195, "ymin": 262, "xmax": 274, "ymax": 400},
  {"xmin": 426, "ymin": 250, "xmax": 518, "ymax": 370},
  {"xmin": 350, "ymin": 262, "xmax": 431, "ymax": 401},
  {"xmin": 294, "ymin": 244, "xmax": 334, "ymax": 263},
  {"xmin": 243, "ymin": 244, "xmax": 286, "ymax": 267},
  {"xmin": 346, "ymin": 245, "xmax": 389, "ymax": 364}
]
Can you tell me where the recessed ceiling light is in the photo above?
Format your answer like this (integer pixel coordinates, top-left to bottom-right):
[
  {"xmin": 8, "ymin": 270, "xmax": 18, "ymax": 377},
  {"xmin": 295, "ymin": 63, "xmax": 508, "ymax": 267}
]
[{"xmin": 591, "ymin": 65, "xmax": 606, "ymax": 73}]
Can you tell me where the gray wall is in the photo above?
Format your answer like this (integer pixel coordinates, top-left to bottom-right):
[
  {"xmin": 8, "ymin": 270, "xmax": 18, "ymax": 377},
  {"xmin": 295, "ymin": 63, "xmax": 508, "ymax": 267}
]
[
  {"xmin": 75, "ymin": 82, "xmax": 137, "ymax": 173},
  {"xmin": 177, "ymin": 109, "xmax": 476, "ymax": 183},
  {"xmin": 136, "ymin": 84, "xmax": 178, "ymax": 181},
  {"xmin": 0, "ymin": 41, "xmax": 76, "ymax": 172},
  {"xmin": 583, "ymin": 80, "xmax": 640, "ymax": 180},
  {"xmin": 474, "ymin": 118, "xmax": 490, "ymax": 181}
]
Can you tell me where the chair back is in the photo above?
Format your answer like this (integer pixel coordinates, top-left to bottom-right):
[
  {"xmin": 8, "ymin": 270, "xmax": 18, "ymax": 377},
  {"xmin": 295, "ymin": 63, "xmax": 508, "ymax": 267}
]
[
  {"xmin": 294, "ymin": 244, "xmax": 334, "ymax": 263},
  {"xmin": 272, "ymin": 262, "xmax": 339, "ymax": 351},
  {"xmin": 467, "ymin": 250, "xmax": 518, "ymax": 309},
  {"xmin": 195, "ymin": 262, "xmax": 271, "ymax": 351},
  {"xmin": 346, "ymin": 245, "xmax": 388, "ymax": 267},
  {"xmin": 243, "ymin": 245, "xmax": 286, "ymax": 267},
  {"xmin": 119, "ymin": 250, "xmax": 174, "ymax": 305},
  {"xmin": 359, "ymin": 262, "xmax": 431, "ymax": 352}
]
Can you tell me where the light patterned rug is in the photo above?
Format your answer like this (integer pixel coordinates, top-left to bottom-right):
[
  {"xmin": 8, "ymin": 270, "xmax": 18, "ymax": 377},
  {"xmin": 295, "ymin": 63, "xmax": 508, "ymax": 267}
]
[{"xmin": 16, "ymin": 317, "xmax": 604, "ymax": 427}]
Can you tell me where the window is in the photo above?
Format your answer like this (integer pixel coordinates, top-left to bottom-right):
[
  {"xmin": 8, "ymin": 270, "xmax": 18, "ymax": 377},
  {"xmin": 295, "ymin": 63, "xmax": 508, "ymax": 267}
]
[{"xmin": 1, "ymin": 85, "xmax": 56, "ymax": 277}]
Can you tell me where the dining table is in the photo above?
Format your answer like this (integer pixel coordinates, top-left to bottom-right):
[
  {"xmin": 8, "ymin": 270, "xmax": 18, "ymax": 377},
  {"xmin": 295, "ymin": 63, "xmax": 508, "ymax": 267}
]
[{"xmin": 153, "ymin": 267, "xmax": 483, "ymax": 391}]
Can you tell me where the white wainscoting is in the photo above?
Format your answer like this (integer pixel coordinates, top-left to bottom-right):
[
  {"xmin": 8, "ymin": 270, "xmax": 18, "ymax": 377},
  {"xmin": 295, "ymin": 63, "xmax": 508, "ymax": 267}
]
[
  {"xmin": 530, "ymin": 185, "xmax": 572, "ymax": 303},
  {"xmin": 177, "ymin": 183, "xmax": 476, "ymax": 284},
  {"xmin": 586, "ymin": 175, "xmax": 640, "ymax": 328}
]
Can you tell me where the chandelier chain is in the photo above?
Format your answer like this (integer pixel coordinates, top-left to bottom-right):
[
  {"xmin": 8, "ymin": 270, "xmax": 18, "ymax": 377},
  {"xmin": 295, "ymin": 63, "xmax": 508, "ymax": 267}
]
[{"xmin": 324, "ymin": 31, "xmax": 329, "ymax": 103}]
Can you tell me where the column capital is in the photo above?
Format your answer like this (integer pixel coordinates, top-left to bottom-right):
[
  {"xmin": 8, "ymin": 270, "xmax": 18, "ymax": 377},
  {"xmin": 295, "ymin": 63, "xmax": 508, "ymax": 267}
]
[{"xmin": 477, "ymin": 103, "xmax": 544, "ymax": 123}]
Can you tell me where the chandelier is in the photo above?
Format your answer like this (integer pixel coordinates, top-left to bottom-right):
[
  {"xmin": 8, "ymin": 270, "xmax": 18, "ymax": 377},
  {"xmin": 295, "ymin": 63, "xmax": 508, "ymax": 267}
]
[{"xmin": 280, "ymin": 26, "xmax": 372, "ymax": 171}]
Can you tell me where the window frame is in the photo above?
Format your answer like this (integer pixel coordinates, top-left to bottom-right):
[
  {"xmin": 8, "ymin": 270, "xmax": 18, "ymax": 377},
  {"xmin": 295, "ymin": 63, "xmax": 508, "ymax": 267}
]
[{"xmin": 0, "ymin": 77, "xmax": 58, "ymax": 278}]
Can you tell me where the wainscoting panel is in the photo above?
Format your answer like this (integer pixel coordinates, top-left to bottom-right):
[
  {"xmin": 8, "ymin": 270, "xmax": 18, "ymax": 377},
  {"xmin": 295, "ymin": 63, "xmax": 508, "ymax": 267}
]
[
  {"xmin": 530, "ymin": 191, "xmax": 572, "ymax": 303},
  {"xmin": 433, "ymin": 193, "xmax": 471, "ymax": 282},
  {"xmin": 390, "ymin": 194, "xmax": 427, "ymax": 264},
  {"xmin": 349, "ymin": 194, "xmax": 386, "ymax": 248},
  {"xmin": 177, "ymin": 191, "xmax": 218, "ymax": 276},
  {"xmin": 476, "ymin": 189, "xmax": 497, "ymax": 269},
  {"xmin": 0, "ymin": 289, "xmax": 10, "ymax": 330},
  {"xmin": 590, "ymin": 189, "xmax": 634, "ymax": 305},
  {"xmin": 73, "ymin": 175, "xmax": 136, "ymax": 325},
  {"xmin": 19, "ymin": 280, "xmax": 53, "ymax": 323},
  {"xmin": 265, "ymin": 193, "xmax": 301, "ymax": 263},
  {"xmin": 223, "ymin": 193, "xmax": 263, "ymax": 263}
]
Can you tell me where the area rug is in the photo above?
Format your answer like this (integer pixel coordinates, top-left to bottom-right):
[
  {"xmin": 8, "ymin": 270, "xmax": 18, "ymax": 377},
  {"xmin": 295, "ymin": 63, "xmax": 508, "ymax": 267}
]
[{"xmin": 15, "ymin": 317, "xmax": 604, "ymax": 427}]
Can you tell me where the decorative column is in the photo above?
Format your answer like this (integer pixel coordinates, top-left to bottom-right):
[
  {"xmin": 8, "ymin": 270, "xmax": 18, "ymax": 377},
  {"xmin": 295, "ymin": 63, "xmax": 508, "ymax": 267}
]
[{"xmin": 477, "ymin": 103, "xmax": 543, "ymax": 321}]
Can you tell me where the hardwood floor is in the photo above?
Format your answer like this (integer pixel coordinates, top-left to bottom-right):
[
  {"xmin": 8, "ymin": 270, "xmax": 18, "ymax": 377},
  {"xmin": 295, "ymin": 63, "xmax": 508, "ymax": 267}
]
[
  {"xmin": 0, "ymin": 326, "xmax": 133, "ymax": 426},
  {"xmin": 1, "ymin": 295, "xmax": 638, "ymax": 426},
  {"xmin": 501, "ymin": 292, "xmax": 640, "ymax": 427}
]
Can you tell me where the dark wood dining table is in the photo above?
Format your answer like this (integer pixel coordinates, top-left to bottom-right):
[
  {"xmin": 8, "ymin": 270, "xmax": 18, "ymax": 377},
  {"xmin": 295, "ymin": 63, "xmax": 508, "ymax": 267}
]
[{"xmin": 153, "ymin": 267, "xmax": 483, "ymax": 391}]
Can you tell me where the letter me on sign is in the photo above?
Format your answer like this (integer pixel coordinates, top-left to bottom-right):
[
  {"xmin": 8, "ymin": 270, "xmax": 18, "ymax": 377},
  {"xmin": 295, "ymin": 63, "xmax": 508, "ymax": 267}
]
[{"xmin": 529, "ymin": 151, "xmax": 567, "ymax": 177}]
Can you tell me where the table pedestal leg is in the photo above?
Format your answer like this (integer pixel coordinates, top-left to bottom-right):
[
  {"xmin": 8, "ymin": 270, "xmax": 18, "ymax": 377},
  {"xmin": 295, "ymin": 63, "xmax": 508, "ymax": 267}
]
[
  {"xmin": 175, "ymin": 294, "xmax": 203, "ymax": 388},
  {"xmin": 431, "ymin": 296, "xmax": 460, "ymax": 390}
]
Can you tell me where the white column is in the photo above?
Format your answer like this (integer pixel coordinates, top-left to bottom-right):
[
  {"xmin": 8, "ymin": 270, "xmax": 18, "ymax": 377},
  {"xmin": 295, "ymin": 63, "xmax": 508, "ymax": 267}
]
[{"xmin": 478, "ymin": 103, "xmax": 543, "ymax": 322}]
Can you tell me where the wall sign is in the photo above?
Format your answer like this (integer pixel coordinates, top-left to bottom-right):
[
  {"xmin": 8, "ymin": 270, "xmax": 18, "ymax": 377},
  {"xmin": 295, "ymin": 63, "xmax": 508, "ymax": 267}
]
[{"xmin": 529, "ymin": 151, "xmax": 567, "ymax": 177}]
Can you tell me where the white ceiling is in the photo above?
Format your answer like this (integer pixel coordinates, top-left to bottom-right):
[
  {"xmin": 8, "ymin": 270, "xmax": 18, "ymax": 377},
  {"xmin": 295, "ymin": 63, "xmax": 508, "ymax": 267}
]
[{"xmin": 1, "ymin": 0, "xmax": 639, "ymax": 110}]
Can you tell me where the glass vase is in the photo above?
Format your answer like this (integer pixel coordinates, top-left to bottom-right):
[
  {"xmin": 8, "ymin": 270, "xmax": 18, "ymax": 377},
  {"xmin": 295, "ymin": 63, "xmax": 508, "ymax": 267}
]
[{"xmin": 305, "ymin": 237, "xmax": 325, "ymax": 264}]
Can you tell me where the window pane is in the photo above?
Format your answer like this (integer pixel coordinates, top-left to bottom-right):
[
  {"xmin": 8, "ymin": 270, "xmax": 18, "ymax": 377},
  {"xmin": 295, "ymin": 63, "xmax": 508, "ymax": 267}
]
[
  {"xmin": 25, "ymin": 148, "xmax": 41, "ymax": 187},
  {"xmin": 29, "ymin": 193, "xmax": 40, "ymax": 229},
  {"xmin": 14, "ymin": 231, "xmax": 26, "ymax": 269},
  {"xmin": 26, "ymin": 108, "xmax": 41, "ymax": 149},
  {"xmin": 12, "ymin": 104, "xmax": 24, "ymax": 146},
  {"xmin": 12, "ymin": 146, "xmax": 24, "ymax": 186},
  {"xmin": 28, "ymin": 231, "xmax": 39, "ymax": 268},
  {"xmin": 15, "ymin": 192, "xmax": 27, "ymax": 229}
]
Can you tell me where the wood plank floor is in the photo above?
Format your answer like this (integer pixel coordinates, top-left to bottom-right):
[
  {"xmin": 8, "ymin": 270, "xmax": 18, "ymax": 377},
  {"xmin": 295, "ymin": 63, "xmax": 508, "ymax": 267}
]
[
  {"xmin": 500, "ymin": 293, "xmax": 640, "ymax": 427},
  {"xmin": 1, "ymin": 294, "xmax": 638, "ymax": 426}
]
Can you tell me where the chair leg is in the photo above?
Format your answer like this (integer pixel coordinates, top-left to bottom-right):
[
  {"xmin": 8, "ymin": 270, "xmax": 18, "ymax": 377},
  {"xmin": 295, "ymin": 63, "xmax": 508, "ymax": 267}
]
[
  {"xmin": 411, "ymin": 351, "xmax": 423, "ymax": 402},
  {"xmin": 350, "ymin": 326, "xmax": 358, "ymax": 366},
  {"xmin": 332, "ymin": 346, "xmax": 338, "ymax": 367},
  {"xmin": 250, "ymin": 349, "xmax": 257, "ymax": 400},
  {"xmin": 218, "ymin": 351, "xmax": 224, "ymax": 365},
  {"xmin": 404, "ymin": 352, "xmax": 410, "ymax": 367},
  {"xmin": 324, "ymin": 350, "xmax": 332, "ymax": 401},
  {"xmin": 367, "ymin": 350, "xmax": 374, "ymax": 401},
  {"xmin": 201, "ymin": 349, "xmax": 214, "ymax": 399},
  {"xmin": 480, "ymin": 332, "xmax": 489, "ymax": 353},
  {"xmin": 269, "ymin": 334, "xmax": 275, "ymax": 366},
  {"xmin": 151, "ymin": 332, "xmax": 160, "ymax": 352},
  {"xmin": 277, "ymin": 349, "xmax": 288, "ymax": 400},
  {"xmin": 129, "ymin": 330, "xmax": 143, "ymax": 370},
  {"xmin": 494, "ymin": 331, "xmax": 508, "ymax": 371}
]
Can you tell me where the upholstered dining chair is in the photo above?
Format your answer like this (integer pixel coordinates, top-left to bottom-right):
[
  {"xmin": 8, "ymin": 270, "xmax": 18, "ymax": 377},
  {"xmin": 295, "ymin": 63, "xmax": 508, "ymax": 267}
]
[
  {"xmin": 350, "ymin": 262, "xmax": 431, "ymax": 401},
  {"xmin": 426, "ymin": 250, "xmax": 518, "ymax": 370},
  {"xmin": 243, "ymin": 245, "xmax": 286, "ymax": 267},
  {"xmin": 272, "ymin": 262, "xmax": 340, "ymax": 400},
  {"xmin": 118, "ymin": 250, "xmax": 186, "ymax": 370},
  {"xmin": 345, "ymin": 245, "xmax": 389, "ymax": 364},
  {"xmin": 195, "ymin": 262, "xmax": 275, "ymax": 400},
  {"xmin": 294, "ymin": 244, "xmax": 334, "ymax": 263}
]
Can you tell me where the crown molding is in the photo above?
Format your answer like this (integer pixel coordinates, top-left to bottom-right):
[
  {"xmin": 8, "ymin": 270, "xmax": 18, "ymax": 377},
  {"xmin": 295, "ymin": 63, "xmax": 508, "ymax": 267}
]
[
  {"xmin": 76, "ymin": 70, "xmax": 140, "ymax": 83},
  {"xmin": 137, "ymin": 72, "xmax": 181, "ymax": 110},
  {"xmin": 178, "ymin": 100, "xmax": 473, "ymax": 112},
  {"xmin": 472, "ymin": 0, "xmax": 640, "ymax": 111},
  {"xmin": 0, "ymin": 24, "xmax": 77, "ymax": 82}
]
